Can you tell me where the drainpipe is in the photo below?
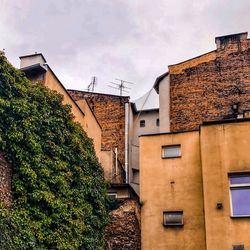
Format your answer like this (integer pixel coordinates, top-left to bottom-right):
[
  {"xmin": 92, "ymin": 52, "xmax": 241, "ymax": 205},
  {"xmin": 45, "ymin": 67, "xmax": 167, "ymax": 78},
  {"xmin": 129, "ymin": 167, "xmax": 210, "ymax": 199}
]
[
  {"xmin": 115, "ymin": 147, "xmax": 118, "ymax": 176},
  {"xmin": 125, "ymin": 102, "xmax": 129, "ymax": 183}
]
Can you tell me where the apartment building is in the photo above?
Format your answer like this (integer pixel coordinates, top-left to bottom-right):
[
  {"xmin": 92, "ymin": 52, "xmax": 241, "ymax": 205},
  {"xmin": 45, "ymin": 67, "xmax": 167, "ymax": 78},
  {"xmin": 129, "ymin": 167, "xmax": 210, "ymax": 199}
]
[{"xmin": 141, "ymin": 32, "xmax": 250, "ymax": 250}]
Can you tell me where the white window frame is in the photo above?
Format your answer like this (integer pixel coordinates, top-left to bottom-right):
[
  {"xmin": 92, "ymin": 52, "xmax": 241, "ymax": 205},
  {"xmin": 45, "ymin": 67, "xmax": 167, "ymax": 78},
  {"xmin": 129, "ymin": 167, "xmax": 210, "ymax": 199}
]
[
  {"xmin": 107, "ymin": 192, "xmax": 117, "ymax": 199},
  {"xmin": 229, "ymin": 174, "xmax": 250, "ymax": 217},
  {"xmin": 162, "ymin": 144, "xmax": 181, "ymax": 159}
]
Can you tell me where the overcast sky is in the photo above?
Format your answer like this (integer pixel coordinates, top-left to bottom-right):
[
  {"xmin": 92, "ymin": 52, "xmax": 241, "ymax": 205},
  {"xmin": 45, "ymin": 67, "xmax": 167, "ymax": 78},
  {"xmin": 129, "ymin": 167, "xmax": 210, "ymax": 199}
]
[{"xmin": 1, "ymin": 0, "xmax": 250, "ymax": 99}]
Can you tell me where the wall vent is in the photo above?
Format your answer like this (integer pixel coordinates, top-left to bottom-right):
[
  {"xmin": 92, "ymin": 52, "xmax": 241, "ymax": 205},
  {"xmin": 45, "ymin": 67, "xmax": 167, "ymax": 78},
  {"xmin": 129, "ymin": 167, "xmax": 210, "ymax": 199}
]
[{"xmin": 233, "ymin": 245, "xmax": 244, "ymax": 250}]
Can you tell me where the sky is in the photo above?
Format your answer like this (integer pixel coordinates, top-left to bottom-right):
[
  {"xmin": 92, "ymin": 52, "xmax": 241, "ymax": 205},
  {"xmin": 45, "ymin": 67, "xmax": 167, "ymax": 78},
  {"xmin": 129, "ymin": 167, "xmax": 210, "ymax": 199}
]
[{"xmin": 1, "ymin": 0, "xmax": 250, "ymax": 100}]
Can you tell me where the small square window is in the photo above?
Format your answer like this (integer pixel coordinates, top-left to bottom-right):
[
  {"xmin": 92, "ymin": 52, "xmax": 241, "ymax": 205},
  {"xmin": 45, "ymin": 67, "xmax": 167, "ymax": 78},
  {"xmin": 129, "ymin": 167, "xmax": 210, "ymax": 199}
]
[
  {"xmin": 163, "ymin": 211, "xmax": 183, "ymax": 227},
  {"xmin": 229, "ymin": 174, "xmax": 250, "ymax": 217},
  {"xmin": 232, "ymin": 245, "xmax": 244, "ymax": 250},
  {"xmin": 140, "ymin": 120, "xmax": 145, "ymax": 127},
  {"xmin": 107, "ymin": 192, "xmax": 117, "ymax": 199},
  {"xmin": 156, "ymin": 118, "xmax": 160, "ymax": 126},
  {"xmin": 162, "ymin": 145, "xmax": 181, "ymax": 158},
  {"xmin": 132, "ymin": 169, "xmax": 139, "ymax": 184},
  {"xmin": 243, "ymin": 110, "xmax": 250, "ymax": 118}
]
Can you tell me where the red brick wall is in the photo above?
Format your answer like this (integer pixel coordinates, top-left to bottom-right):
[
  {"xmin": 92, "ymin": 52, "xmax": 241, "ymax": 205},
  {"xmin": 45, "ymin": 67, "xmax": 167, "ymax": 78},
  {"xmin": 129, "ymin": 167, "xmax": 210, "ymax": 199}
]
[
  {"xmin": 68, "ymin": 90, "xmax": 129, "ymax": 165},
  {"xmin": 0, "ymin": 152, "xmax": 12, "ymax": 206},
  {"xmin": 169, "ymin": 36, "xmax": 250, "ymax": 132}
]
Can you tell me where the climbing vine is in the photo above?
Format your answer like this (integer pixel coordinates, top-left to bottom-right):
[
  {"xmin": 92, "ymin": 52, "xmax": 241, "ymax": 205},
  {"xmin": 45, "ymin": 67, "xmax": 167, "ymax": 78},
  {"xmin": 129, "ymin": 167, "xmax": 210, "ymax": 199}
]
[{"xmin": 0, "ymin": 52, "xmax": 109, "ymax": 249}]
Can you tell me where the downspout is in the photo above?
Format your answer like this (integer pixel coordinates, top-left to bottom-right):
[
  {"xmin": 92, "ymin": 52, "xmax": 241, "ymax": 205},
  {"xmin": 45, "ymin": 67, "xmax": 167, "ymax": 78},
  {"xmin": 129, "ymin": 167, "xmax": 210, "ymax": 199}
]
[
  {"xmin": 115, "ymin": 147, "xmax": 118, "ymax": 176},
  {"xmin": 125, "ymin": 102, "xmax": 129, "ymax": 183}
]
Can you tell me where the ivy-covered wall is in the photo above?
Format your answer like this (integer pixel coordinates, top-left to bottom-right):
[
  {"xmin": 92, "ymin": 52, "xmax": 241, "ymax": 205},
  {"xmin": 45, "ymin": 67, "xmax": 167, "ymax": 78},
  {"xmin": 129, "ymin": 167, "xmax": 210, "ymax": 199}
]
[
  {"xmin": 0, "ymin": 152, "xmax": 12, "ymax": 206},
  {"xmin": 0, "ymin": 52, "xmax": 109, "ymax": 250}
]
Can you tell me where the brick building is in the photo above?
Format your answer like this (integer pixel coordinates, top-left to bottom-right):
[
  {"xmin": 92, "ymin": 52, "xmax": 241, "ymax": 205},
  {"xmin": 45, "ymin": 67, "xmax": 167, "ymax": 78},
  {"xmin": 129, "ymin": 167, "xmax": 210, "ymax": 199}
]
[
  {"xmin": 141, "ymin": 32, "xmax": 250, "ymax": 250},
  {"xmin": 68, "ymin": 90, "xmax": 129, "ymax": 167},
  {"xmin": 155, "ymin": 32, "xmax": 250, "ymax": 132}
]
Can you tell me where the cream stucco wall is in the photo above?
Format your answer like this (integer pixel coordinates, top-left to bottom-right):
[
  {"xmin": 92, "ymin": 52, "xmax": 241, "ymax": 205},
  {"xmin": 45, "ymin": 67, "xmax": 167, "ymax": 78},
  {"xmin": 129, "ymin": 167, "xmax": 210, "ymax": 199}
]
[
  {"xmin": 76, "ymin": 99, "xmax": 101, "ymax": 158},
  {"xmin": 200, "ymin": 121, "xmax": 250, "ymax": 250},
  {"xmin": 130, "ymin": 110, "xmax": 159, "ymax": 195},
  {"xmin": 159, "ymin": 74, "xmax": 170, "ymax": 133},
  {"xmin": 140, "ymin": 131, "xmax": 206, "ymax": 250},
  {"xmin": 44, "ymin": 68, "xmax": 102, "ymax": 159},
  {"xmin": 140, "ymin": 120, "xmax": 250, "ymax": 250}
]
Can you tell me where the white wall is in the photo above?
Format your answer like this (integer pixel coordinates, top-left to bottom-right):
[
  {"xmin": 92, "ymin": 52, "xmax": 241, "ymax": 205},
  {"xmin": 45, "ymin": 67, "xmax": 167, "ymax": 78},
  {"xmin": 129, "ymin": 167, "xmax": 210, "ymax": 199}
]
[{"xmin": 159, "ymin": 74, "xmax": 170, "ymax": 133}]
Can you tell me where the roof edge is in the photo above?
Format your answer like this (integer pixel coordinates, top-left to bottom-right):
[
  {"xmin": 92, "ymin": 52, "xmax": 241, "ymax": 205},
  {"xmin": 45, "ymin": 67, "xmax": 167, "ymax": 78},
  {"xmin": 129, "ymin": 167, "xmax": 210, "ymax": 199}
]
[
  {"xmin": 153, "ymin": 72, "xmax": 169, "ymax": 94},
  {"xmin": 19, "ymin": 53, "xmax": 47, "ymax": 63}
]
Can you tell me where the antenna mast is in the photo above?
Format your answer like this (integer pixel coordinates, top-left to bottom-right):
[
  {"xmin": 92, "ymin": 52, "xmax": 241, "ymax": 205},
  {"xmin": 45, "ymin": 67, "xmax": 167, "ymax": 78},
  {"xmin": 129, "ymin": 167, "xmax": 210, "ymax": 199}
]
[
  {"xmin": 108, "ymin": 78, "xmax": 134, "ymax": 96},
  {"xmin": 87, "ymin": 76, "xmax": 97, "ymax": 92}
]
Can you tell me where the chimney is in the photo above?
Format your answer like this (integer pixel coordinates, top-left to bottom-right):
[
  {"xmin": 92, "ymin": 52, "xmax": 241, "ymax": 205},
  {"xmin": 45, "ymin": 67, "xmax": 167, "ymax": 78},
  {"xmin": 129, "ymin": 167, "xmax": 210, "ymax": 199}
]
[
  {"xmin": 215, "ymin": 32, "xmax": 248, "ymax": 50},
  {"xmin": 19, "ymin": 53, "xmax": 47, "ymax": 69}
]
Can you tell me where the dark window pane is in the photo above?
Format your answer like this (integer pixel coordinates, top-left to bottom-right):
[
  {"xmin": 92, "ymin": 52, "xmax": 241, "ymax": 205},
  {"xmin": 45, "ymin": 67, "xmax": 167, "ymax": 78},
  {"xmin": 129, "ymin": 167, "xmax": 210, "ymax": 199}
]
[
  {"xmin": 230, "ymin": 176, "xmax": 250, "ymax": 185},
  {"xmin": 163, "ymin": 211, "xmax": 183, "ymax": 226},
  {"xmin": 231, "ymin": 188, "xmax": 250, "ymax": 216},
  {"xmin": 140, "ymin": 120, "xmax": 145, "ymax": 127}
]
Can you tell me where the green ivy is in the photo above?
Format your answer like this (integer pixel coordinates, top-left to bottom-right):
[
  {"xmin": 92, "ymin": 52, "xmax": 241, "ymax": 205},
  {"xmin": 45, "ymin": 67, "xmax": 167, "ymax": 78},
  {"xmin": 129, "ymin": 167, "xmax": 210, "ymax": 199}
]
[{"xmin": 0, "ymin": 52, "xmax": 109, "ymax": 249}]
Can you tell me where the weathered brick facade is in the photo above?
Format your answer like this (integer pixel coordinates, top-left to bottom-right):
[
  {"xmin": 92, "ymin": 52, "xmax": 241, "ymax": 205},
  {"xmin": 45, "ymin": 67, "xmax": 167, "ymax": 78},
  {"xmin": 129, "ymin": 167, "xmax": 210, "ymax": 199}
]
[
  {"xmin": 0, "ymin": 152, "xmax": 12, "ymax": 206},
  {"xmin": 104, "ymin": 199, "xmax": 141, "ymax": 250},
  {"xmin": 68, "ymin": 90, "xmax": 129, "ymax": 165},
  {"xmin": 169, "ymin": 33, "xmax": 250, "ymax": 132}
]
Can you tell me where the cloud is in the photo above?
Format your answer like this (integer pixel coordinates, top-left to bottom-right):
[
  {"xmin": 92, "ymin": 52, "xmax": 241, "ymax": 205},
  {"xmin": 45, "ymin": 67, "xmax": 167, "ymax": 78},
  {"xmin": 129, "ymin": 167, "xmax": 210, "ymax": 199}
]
[{"xmin": 1, "ymin": 0, "xmax": 250, "ymax": 99}]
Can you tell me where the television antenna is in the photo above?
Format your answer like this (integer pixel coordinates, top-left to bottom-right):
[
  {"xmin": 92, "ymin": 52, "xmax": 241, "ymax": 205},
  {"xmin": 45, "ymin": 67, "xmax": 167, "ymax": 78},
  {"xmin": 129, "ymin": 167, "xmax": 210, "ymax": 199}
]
[
  {"xmin": 87, "ymin": 76, "xmax": 97, "ymax": 92},
  {"xmin": 107, "ymin": 78, "xmax": 135, "ymax": 96}
]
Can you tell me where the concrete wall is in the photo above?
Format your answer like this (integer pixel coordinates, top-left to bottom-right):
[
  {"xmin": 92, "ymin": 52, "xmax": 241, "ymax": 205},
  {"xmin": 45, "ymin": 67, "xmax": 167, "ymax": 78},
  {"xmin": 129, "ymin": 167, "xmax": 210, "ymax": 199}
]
[
  {"xmin": 140, "ymin": 120, "xmax": 250, "ymax": 250},
  {"xmin": 169, "ymin": 33, "xmax": 250, "ymax": 132},
  {"xmin": 159, "ymin": 74, "xmax": 170, "ymax": 133},
  {"xmin": 140, "ymin": 131, "xmax": 206, "ymax": 250},
  {"xmin": 200, "ymin": 121, "xmax": 250, "ymax": 250},
  {"xmin": 20, "ymin": 54, "xmax": 45, "ymax": 69},
  {"xmin": 101, "ymin": 150, "xmax": 125, "ymax": 184},
  {"xmin": 130, "ymin": 110, "xmax": 159, "ymax": 194}
]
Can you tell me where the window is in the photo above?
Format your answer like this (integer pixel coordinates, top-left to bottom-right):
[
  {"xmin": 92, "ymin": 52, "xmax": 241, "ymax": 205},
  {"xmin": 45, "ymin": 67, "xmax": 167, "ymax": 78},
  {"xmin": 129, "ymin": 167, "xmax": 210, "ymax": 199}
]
[
  {"xmin": 243, "ymin": 110, "xmax": 250, "ymax": 118},
  {"xmin": 156, "ymin": 118, "xmax": 160, "ymax": 126},
  {"xmin": 107, "ymin": 192, "xmax": 117, "ymax": 199},
  {"xmin": 162, "ymin": 145, "xmax": 181, "ymax": 158},
  {"xmin": 132, "ymin": 169, "xmax": 139, "ymax": 184},
  {"xmin": 140, "ymin": 120, "xmax": 145, "ymax": 127},
  {"xmin": 232, "ymin": 245, "xmax": 244, "ymax": 250},
  {"xmin": 229, "ymin": 174, "xmax": 250, "ymax": 217},
  {"xmin": 163, "ymin": 211, "xmax": 183, "ymax": 227}
]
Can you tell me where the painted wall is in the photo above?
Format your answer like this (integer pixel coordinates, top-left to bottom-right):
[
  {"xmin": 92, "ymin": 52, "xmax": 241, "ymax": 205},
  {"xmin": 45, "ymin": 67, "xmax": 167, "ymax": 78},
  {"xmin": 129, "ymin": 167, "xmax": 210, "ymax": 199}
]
[
  {"xmin": 130, "ymin": 110, "xmax": 159, "ymax": 194},
  {"xmin": 140, "ymin": 131, "xmax": 206, "ymax": 250},
  {"xmin": 76, "ymin": 99, "xmax": 101, "ymax": 158},
  {"xmin": 44, "ymin": 69, "xmax": 102, "ymax": 159},
  {"xmin": 140, "ymin": 120, "xmax": 250, "ymax": 250},
  {"xmin": 200, "ymin": 121, "xmax": 250, "ymax": 250},
  {"xmin": 158, "ymin": 74, "xmax": 170, "ymax": 133}
]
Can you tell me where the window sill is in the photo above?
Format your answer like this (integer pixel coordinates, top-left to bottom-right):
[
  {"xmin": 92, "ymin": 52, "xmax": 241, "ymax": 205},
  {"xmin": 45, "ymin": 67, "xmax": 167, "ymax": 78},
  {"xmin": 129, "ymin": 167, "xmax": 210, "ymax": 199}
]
[
  {"xmin": 231, "ymin": 215, "xmax": 250, "ymax": 219},
  {"xmin": 162, "ymin": 156, "xmax": 181, "ymax": 159},
  {"xmin": 163, "ymin": 223, "xmax": 184, "ymax": 227}
]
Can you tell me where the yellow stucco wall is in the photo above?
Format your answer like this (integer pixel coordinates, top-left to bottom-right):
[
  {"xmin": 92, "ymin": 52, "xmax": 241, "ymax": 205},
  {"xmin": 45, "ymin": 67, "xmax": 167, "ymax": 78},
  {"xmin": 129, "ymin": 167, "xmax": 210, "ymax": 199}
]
[
  {"xmin": 76, "ymin": 99, "xmax": 101, "ymax": 159},
  {"xmin": 200, "ymin": 121, "xmax": 250, "ymax": 250},
  {"xmin": 140, "ymin": 131, "xmax": 206, "ymax": 250},
  {"xmin": 140, "ymin": 121, "xmax": 250, "ymax": 250},
  {"xmin": 44, "ymin": 69, "xmax": 102, "ymax": 159}
]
